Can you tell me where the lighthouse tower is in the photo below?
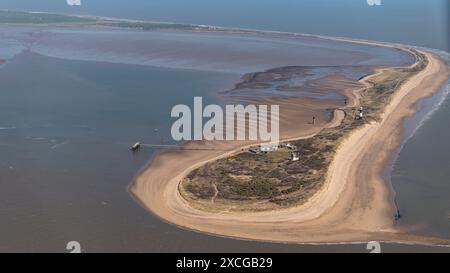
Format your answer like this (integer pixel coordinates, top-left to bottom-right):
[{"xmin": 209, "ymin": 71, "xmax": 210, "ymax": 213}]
[{"xmin": 357, "ymin": 107, "xmax": 364, "ymax": 120}]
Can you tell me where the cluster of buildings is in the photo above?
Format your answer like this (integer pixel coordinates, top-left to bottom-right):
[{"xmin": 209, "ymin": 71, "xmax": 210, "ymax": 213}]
[{"xmin": 249, "ymin": 142, "xmax": 300, "ymax": 161}]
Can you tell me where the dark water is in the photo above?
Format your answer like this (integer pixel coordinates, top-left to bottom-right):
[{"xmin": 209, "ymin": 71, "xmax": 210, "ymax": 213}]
[{"xmin": 0, "ymin": 51, "xmax": 239, "ymax": 252}]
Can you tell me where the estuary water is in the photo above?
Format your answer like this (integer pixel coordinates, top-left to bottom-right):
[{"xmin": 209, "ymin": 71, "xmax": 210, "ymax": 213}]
[
  {"xmin": 391, "ymin": 52, "xmax": 450, "ymax": 240},
  {"xmin": 0, "ymin": 0, "xmax": 449, "ymax": 252},
  {"xmin": 0, "ymin": 0, "xmax": 448, "ymax": 51},
  {"xmin": 0, "ymin": 26, "xmax": 417, "ymax": 252}
]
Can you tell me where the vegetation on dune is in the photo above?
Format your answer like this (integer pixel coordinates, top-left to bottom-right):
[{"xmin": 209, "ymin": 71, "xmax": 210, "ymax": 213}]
[
  {"xmin": 101, "ymin": 21, "xmax": 194, "ymax": 31},
  {"xmin": 180, "ymin": 49, "xmax": 427, "ymax": 212},
  {"xmin": 0, "ymin": 10, "xmax": 95, "ymax": 24},
  {"xmin": 0, "ymin": 10, "xmax": 199, "ymax": 31},
  {"xmin": 0, "ymin": 9, "xmax": 428, "ymax": 212}
]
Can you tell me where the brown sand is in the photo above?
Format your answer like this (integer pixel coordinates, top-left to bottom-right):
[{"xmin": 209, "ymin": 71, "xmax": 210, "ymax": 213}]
[{"xmin": 131, "ymin": 44, "xmax": 450, "ymax": 245}]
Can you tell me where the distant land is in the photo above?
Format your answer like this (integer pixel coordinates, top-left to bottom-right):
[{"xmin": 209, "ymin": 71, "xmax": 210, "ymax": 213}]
[{"xmin": 0, "ymin": 10, "xmax": 215, "ymax": 31}]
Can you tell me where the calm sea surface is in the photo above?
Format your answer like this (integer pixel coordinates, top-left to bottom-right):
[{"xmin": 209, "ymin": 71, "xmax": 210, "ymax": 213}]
[
  {"xmin": 392, "ymin": 64, "xmax": 450, "ymax": 240},
  {"xmin": 0, "ymin": 0, "xmax": 448, "ymax": 51},
  {"xmin": 0, "ymin": 1, "xmax": 449, "ymax": 252}
]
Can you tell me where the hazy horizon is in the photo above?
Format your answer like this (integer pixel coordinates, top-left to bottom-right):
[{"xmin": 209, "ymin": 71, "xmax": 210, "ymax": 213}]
[{"xmin": 0, "ymin": 0, "xmax": 448, "ymax": 51}]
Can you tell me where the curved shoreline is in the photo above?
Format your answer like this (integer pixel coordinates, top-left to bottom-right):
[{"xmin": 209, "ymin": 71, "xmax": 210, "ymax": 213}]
[{"xmin": 131, "ymin": 36, "xmax": 450, "ymax": 245}]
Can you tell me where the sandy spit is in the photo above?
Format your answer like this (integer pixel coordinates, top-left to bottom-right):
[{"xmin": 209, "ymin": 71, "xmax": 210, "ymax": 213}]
[{"xmin": 131, "ymin": 40, "xmax": 450, "ymax": 245}]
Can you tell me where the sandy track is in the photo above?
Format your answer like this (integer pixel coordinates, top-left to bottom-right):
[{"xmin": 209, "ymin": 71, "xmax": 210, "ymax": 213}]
[{"xmin": 131, "ymin": 43, "xmax": 450, "ymax": 245}]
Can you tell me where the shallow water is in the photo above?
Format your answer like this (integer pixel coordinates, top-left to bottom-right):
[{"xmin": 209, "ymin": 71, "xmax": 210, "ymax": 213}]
[
  {"xmin": 0, "ymin": 26, "xmax": 415, "ymax": 74},
  {"xmin": 0, "ymin": 51, "xmax": 238, "ymax": 252},
  {"xmin": 392, "ymin": 75, "xmax": 450, "ymax": 240},
  {"xmin": 0, "ymin": 1, "xmax": 448, "ymax": 252},
  {"xmin": 0, "ymin": 27, "xmax": 423, "ymax": 252},
  {"xmin": 0, "ymin": 0, "xmax": 447, "ymax": 51},
  {"xmin": 228, "ymin": 66, "xmax": 370, "ymax": 100}
]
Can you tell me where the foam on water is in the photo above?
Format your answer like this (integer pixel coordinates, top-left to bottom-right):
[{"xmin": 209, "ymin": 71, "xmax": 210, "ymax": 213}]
[
  {"xmin": 401, "ymin": 48, "xmax": 450, "ymax": 141},
  {"xmin": 388, "ymin": 48, "xmax": 450, "ymax": 178}
]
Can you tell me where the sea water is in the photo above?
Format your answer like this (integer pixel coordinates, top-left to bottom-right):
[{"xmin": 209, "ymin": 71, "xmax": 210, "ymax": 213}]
[{"xmin": 0, "ymin": 0, "xmax": 449, "ymax": 252}]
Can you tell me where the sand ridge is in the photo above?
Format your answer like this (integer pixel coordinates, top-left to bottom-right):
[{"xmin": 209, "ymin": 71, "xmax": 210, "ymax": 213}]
[{"xmin": 131, "ymin": 38, "xmax": 450, "ymax": 245}]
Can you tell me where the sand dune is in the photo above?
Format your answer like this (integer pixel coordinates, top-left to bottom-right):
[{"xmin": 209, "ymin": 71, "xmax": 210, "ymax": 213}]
[{"xmin": 131, "ymin": 39, "xmax": 450, "ymax": 245}]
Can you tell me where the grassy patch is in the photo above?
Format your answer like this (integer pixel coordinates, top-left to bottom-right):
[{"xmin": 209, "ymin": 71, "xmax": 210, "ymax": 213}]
[
  {"xmin": 181, "ymin": 49, "xmax": 427, "ymax": 212},
  {"xmin": 0, "ymin": 10, "xmax": 95, "ymax": 24}
]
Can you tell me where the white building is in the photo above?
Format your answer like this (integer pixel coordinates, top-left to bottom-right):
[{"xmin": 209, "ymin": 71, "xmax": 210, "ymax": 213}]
[
  {"xmin": 286, "ymin": 143, "xmax": 295, "ymax": 150},
  {"xmin": 291, "ymin": 152, "xmax": 300, "ymax": 161},
  {"xmin": 260, "ymin": 143, "xmax": 279, "ymax": 153}
]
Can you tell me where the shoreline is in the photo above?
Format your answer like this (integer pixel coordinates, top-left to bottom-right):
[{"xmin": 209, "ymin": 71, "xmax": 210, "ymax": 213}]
[
  {"xmin": 131, "ymin": 35, "xmax": 450, "ymax": 245},
  {"xmin": 15, "ymin": 5, "xmax": 438, "ymax": 246}
]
